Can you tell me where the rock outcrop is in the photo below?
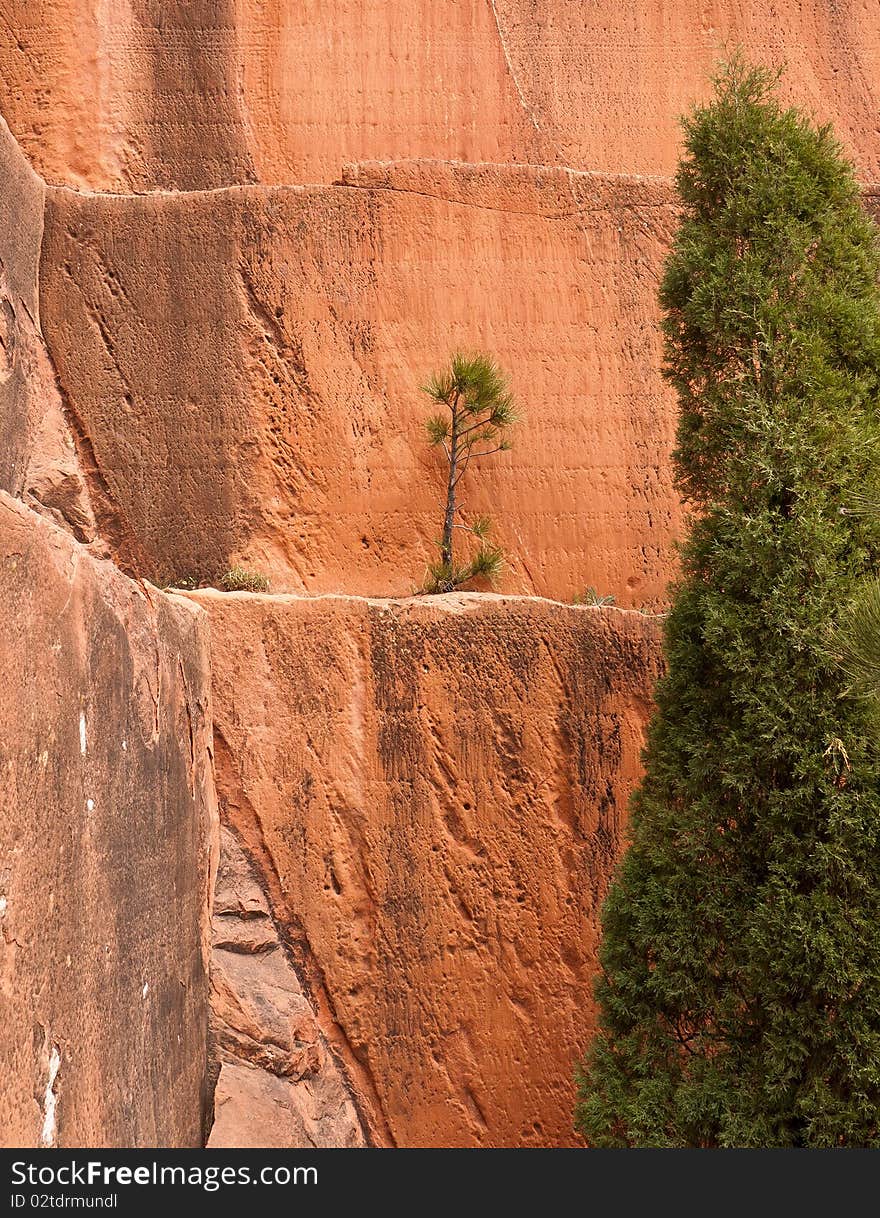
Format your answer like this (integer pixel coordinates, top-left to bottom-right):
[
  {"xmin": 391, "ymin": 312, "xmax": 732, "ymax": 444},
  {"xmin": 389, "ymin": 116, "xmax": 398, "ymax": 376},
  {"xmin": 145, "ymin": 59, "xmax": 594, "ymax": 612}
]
[
  {"xmin": 1, "ymin": 2, "xmax": 877, "ymax": 189},
  {"xmin": 39, "ymin": 162, "xmax": 681, "ymax": 606},
  {"xmin": 0, "ymin": 115, "xmax": 94, "ymax": 544},
  {"xmin": 191, "ymin": 589, "xmax": 662, "ymax": 1147},
  {"xmin": 4, "ymin": 0, "xmax": 877, "ymax": 1153},
  {"xmin": 208, "ymin": 827, "xmax": 366, "ymax": 1147},
  {"xmin": 0, "ymin": 492, "xmax": 218, "ymax": 1147}
]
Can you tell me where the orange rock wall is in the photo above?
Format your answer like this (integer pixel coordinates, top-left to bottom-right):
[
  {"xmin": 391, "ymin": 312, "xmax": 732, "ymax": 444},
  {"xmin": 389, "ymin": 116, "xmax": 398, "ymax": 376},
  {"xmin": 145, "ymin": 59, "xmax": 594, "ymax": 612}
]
[
  {"xmin": 4, "ymin": 0, "xmax": 878, "ymax": 1154},
  {"xmin": 1, "ymin": 107, "xmax": 223, "ymax": 1149},
  {"xmin": 209, "ymin": 826, "xmax": 367, "ymax": 1147},
  {"xmin": 0, "ymin": 0, "xmax": 255, "ymax": 192},
  {"xmin": 0, "ymin": 493, "xmax": 218, "ymax": 1147},
  {"xmin": 0, "ymin": 113, "xmax": 45, "ymax": 493},
  {"xmin": 192, "ymin": 589, "xmax": 662, "ymax": 1147},
  {"xmin": 40, "ymin": 162, "xmax": 681, "ymax": 606},
  {"xmin": 1, "ymin": 3, "xmax": 878, "ymax": 189}
]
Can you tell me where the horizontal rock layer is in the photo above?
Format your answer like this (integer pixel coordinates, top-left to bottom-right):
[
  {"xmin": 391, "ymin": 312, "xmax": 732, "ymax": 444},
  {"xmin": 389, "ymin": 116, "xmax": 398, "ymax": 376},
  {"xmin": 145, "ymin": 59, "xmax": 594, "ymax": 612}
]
[
  {"xmin": 40, "ymin": 160, "xmax": 682, "ymax": 607},
  {"xmin": 0, "ymin": 493, "xmax": 218, "ymax": 1147},
  {"xmin": 0, "ymin": 2, "xmax": 877, "ymax": 189},
  {"xmin": 192, "ymin": 589, "xmax": 663, "ymax": 1147}
]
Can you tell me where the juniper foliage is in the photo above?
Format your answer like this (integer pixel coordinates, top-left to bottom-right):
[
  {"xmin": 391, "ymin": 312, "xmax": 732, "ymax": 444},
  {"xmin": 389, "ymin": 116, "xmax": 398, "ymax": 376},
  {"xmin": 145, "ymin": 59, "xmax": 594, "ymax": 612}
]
[{"xmin": 576, "ymin": 57, "xmax": 880, "ymax": 1147}]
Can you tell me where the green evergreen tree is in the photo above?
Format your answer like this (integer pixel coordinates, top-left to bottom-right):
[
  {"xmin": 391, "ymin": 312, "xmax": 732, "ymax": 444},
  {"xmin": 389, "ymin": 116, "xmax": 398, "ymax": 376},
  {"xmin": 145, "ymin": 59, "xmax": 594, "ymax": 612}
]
[
  {"xmin": 576, "ymin": 57, "xmax": 880, "ymax": 1147},
  {"xmin": 422, "ymin": 353, "xmax": 516, "ymax": 593}
]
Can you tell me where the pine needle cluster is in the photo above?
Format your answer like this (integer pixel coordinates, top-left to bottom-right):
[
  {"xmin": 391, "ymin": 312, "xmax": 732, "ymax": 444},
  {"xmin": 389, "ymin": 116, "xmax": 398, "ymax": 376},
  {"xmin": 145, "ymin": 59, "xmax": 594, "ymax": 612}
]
[{"xmin": 422, "ymin": 353, "xmax": 517, "ymax": 593}]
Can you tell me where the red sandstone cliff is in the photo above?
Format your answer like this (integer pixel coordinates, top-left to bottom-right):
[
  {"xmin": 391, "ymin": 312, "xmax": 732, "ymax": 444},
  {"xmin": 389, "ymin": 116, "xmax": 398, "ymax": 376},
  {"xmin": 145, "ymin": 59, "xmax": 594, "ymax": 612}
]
[
  {"xmin": 193, "ymin": 589, "xmax": 660, "ymax": 1147},
  {"xmin": 1, "ymin": 2, "xmax": 877, "ymax": 190},
  {"xmin": 1, "ymin": 2, "xmax": 878, "ymax": 1149}
]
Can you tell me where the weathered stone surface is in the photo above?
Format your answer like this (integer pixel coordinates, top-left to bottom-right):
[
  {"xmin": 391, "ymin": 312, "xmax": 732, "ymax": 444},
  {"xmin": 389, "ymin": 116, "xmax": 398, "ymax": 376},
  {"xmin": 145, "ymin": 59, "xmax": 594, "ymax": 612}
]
[
  {"xmin": 40, "ymin": 162, "xmax": 681, "ymax": 607},
  {"xmin": 0, "ymin": 114, "xmax": 94, "ymax": 544},
  {"xmin": 476, "ymin": 1, "xmax": 880, "ymax": 180},
  {"xmin": 0, "ymin": 112, "xmax": 44, "ymax": 496},
  {"xmin": 7, "ymin": 0, "xmax": 872, "ymax": 1154},
  {"xmin": 0, "ymin": 492, "xmax": 218, "ymax": 1147},
  {"xmin": 0, "ymin": 1, "xmax": 255, "ymax": 192},
  {"xmin": 208, "ymin": 827, "xmax": 366, "ymax": 1148},
  {"xmin": 191, "ymin": 589, "xmax": 663, "ymax": 1147},
  {"xmin": 1, "ymin": 2, "xmax": 878, "ymax": 189},
  {"xmin": 210, "ymin": 1058, "xmax": 364, "ymax": 1150}
]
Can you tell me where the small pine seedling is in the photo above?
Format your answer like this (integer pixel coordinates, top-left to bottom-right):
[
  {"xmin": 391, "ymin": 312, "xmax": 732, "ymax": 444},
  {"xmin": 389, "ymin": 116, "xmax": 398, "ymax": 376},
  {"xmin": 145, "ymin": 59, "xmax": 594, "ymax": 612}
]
[{"xmin": 422, "ymin": 353, "xmax": 518, "ymax": 593}]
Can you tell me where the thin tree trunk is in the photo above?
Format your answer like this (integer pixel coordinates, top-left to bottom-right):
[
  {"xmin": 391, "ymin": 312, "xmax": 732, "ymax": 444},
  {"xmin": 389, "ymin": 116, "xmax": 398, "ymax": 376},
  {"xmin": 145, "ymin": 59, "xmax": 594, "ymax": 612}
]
[{"xmin": 440, "ymin": 392, "xmax": 459, "ymax": 568}]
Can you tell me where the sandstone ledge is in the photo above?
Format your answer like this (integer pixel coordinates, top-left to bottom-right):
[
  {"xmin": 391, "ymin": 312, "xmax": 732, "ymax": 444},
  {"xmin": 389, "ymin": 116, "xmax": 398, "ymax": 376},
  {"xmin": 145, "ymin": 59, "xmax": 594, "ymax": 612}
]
[
  {"xmin": 190, "ymin": 589, "xmax": 663, "ymax": 1147},
  {"xmin": 39, "ymin": 159, "xmax": 682, "ymax": 607}
]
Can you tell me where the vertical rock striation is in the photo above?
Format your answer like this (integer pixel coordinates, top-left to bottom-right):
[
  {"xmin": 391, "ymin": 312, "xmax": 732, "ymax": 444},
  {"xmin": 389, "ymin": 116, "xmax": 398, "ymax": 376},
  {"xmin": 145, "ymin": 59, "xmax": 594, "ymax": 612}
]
[
  {"xmin": 191, "ymin": 590, "xmax": 662, "ymax": 1147},
  {"xmin": 0, "ymin": 493, "xmax": 218, "ymax": 1147}
]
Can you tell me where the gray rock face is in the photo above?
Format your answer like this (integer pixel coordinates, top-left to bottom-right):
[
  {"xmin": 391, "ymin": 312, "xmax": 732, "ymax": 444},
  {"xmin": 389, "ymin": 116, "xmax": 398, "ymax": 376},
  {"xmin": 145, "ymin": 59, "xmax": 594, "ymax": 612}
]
[{"xmin": 208, "ymin": 827, "xmax": 366, "ymax": 1148}]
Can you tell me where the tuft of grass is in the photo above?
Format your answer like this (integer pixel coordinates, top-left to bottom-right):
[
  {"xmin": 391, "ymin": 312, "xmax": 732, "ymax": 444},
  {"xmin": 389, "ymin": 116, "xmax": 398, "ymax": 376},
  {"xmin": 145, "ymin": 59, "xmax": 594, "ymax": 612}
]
[
  {"xmin": 574, "ymin": 586, "xmax": 616, "ymax": 607},
  {"xmin": 835, "ymin": 577, "xmax": 880, "ymax": 699},
  {"xmin": 219, "ymin": 566, "xmax": 271, "ymax": 593},
  {"xmin": 467, "ymin": 544, "xmax": 505, "ymax": 583}
]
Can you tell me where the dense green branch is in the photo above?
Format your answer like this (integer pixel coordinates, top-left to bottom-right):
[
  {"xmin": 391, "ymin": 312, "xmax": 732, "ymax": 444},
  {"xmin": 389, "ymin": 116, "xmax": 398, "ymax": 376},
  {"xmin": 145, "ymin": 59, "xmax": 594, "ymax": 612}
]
[{"xmin": 578, "ymin": 53, "xmax": 880, "ymax": 1150}]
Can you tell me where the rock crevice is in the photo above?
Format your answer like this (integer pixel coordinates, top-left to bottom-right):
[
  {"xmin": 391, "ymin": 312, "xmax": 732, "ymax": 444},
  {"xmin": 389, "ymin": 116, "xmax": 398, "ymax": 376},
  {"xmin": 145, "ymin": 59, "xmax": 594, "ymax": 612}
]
[{"xmin": 209, "ymin": 826, "xmax": 367, "ymax": 1148}]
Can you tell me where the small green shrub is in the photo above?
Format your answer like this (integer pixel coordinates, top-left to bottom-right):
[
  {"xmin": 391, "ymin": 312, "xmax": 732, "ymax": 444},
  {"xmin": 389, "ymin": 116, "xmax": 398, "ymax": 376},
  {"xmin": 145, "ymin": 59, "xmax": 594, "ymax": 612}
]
[
  {"xmin": 574, "ymin": 586, "xmax": 616, "ymax": 607},
  {"xmin": 219, "ymin": 566, "xmax": 271, "ymax": 593}
]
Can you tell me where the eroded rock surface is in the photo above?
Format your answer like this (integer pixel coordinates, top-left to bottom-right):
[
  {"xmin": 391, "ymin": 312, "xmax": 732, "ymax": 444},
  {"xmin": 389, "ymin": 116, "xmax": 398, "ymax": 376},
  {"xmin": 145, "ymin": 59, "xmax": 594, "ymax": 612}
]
[
  {"xmin": 0, "ymin": 493, "xmax": 218, "ymax": 1147},
  {"xmin": 40, "ymin": 162, "xmax": 681, "ymax": 607},
  {"xmin": 191, "ymin": 589, "xmax": 662, "ymax": 1147},
  {"xmin": 208, "ymin": 827, "xmax": 366, "ymax": 1147},
  {"xmin": 1, "ymin": 2, "xmax": 877, "ymax": 188},
  {"xmin": 0, "ymin": 115, "xmax": 94, "ymax": 544},
  {"xmin": 6, "ymin": 0, "xmax": 873, "ymax": 1153}
]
